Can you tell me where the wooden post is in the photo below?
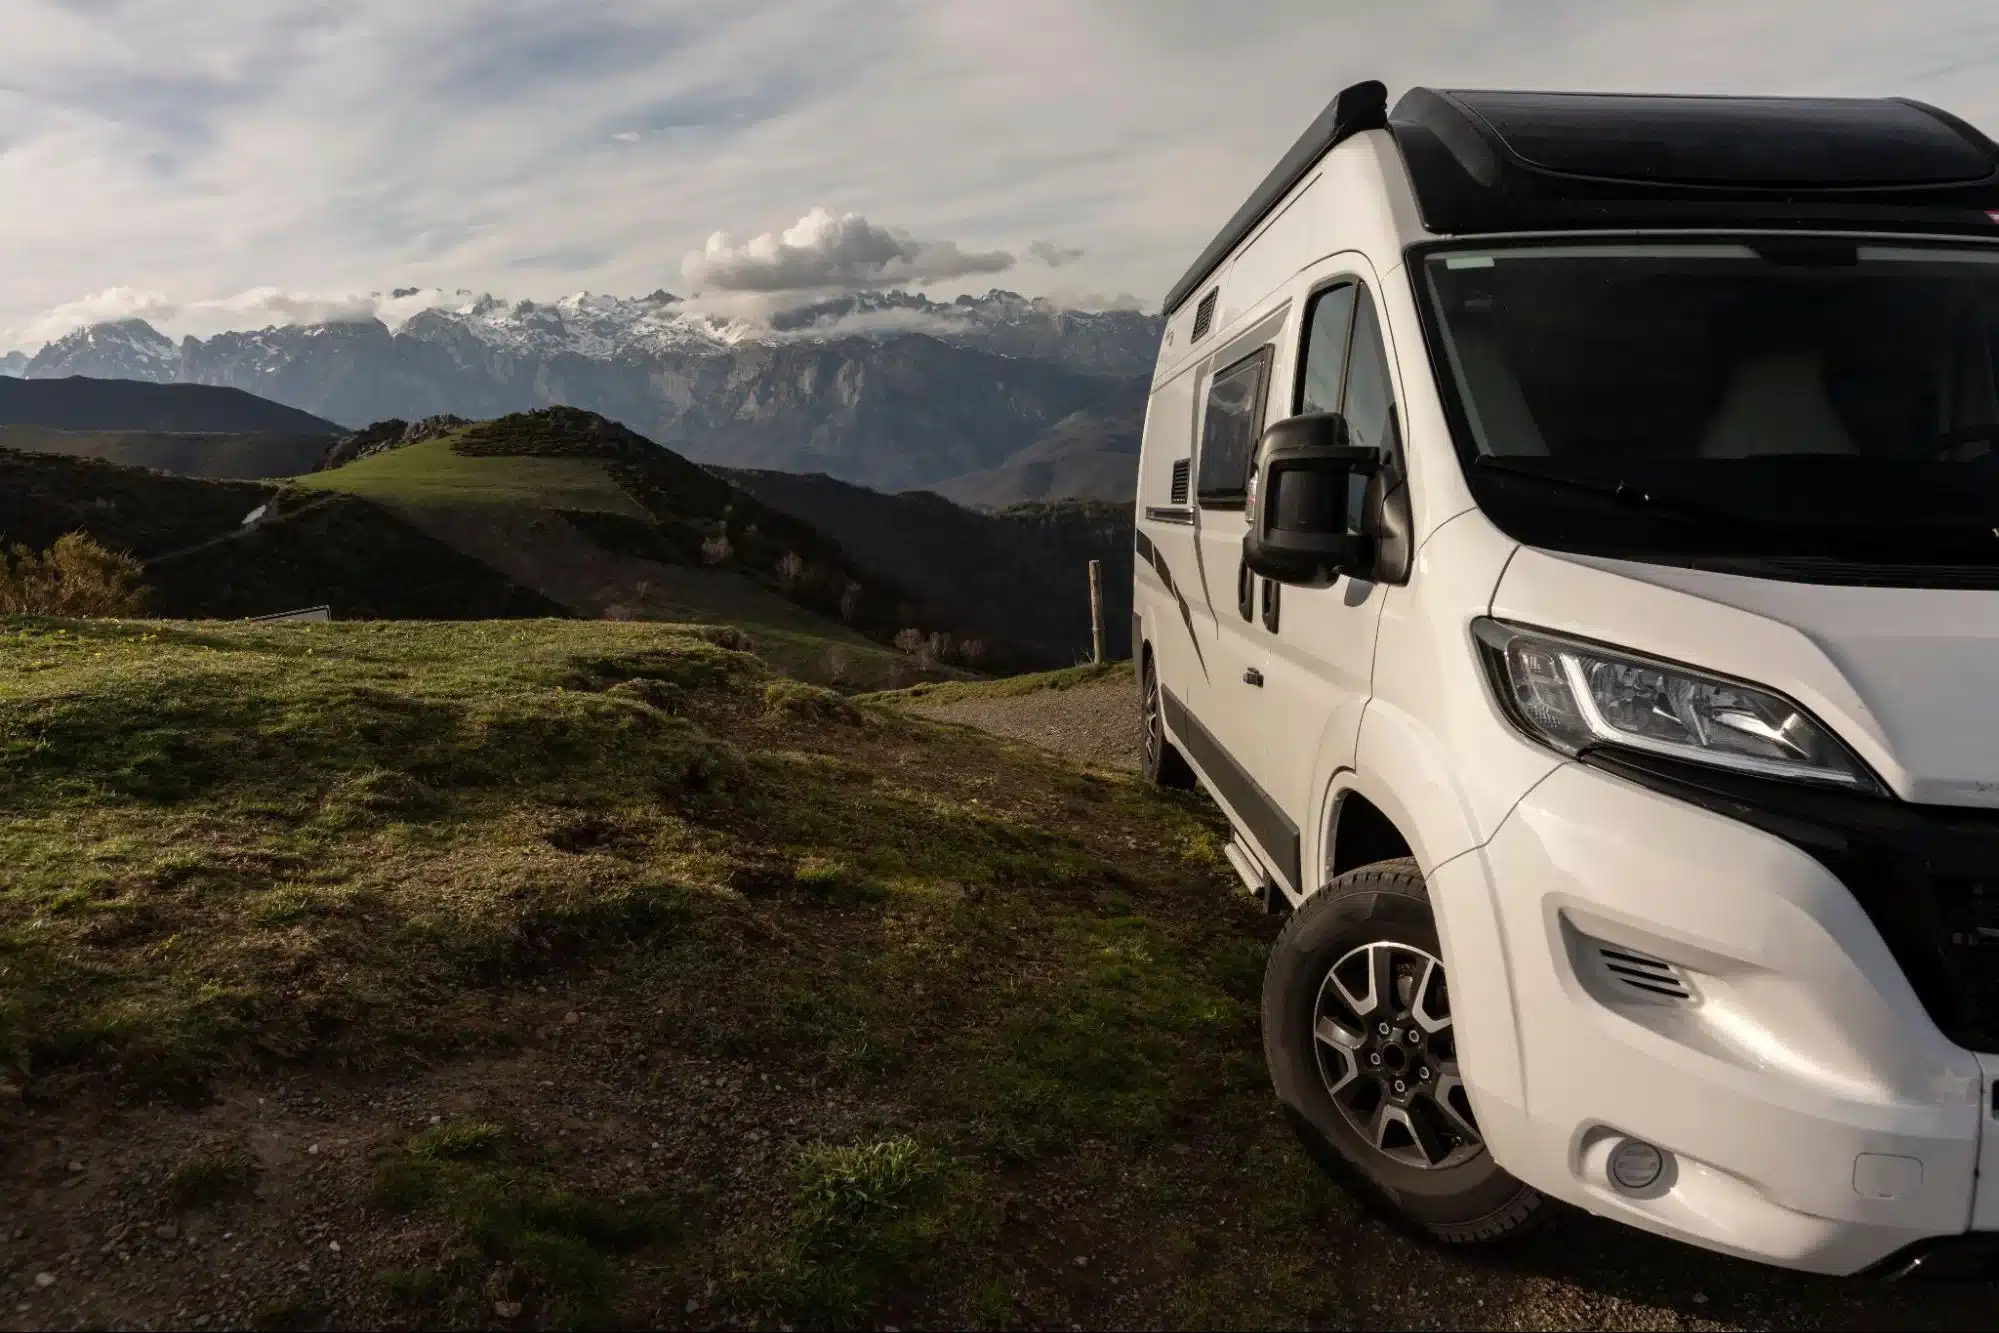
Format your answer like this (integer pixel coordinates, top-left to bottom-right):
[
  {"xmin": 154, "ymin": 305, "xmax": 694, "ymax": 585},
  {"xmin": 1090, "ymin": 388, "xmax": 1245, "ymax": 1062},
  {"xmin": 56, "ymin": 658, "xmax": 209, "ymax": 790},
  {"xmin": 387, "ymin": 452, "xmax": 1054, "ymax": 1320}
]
[{"xmin": 1088, "ymin": 559, "xmax": 1105, "ymax": 665}]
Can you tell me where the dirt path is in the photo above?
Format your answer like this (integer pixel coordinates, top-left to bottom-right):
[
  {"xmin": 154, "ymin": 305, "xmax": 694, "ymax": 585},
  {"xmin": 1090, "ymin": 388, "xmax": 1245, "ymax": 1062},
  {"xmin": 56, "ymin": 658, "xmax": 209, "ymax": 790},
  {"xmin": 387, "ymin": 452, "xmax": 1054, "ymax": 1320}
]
[{"xmin": 902, "ymin": 674, "xmax": 1143, "ymax": 771}]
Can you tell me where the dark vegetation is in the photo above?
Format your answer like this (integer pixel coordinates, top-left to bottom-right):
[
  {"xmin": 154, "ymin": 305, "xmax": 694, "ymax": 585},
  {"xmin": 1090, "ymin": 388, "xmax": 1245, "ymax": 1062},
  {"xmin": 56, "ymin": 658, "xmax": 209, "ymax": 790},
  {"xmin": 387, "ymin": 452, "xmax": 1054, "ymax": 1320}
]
[{"xmin": 718, "ymin": 465, "xmax": 1136, "ymax": 663}]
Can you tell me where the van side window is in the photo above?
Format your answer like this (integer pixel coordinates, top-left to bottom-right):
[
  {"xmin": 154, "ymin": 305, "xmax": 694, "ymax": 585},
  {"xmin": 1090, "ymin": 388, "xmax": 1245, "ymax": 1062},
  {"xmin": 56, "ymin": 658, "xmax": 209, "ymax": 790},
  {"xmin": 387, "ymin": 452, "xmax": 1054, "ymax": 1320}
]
[
  {"xmin": 1297, "ymin": 283, "xmax": 1357, "ymax": 415},
  {"xmin": 1196, "ymin": 347, "xmax": 1272, "ymax": 508},
  {"xmin": 1344, "ymin": 293, "xmax": 1400, "ymax": 457}
]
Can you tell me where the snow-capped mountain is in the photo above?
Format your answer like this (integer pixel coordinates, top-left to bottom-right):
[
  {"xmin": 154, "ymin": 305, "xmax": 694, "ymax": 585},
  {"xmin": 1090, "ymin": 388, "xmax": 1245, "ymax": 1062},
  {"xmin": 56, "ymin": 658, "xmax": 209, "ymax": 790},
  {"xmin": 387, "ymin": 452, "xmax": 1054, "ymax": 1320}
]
[{"xmin": 17, "ymin": 289, "xmax": 1160, "ymax": 492}]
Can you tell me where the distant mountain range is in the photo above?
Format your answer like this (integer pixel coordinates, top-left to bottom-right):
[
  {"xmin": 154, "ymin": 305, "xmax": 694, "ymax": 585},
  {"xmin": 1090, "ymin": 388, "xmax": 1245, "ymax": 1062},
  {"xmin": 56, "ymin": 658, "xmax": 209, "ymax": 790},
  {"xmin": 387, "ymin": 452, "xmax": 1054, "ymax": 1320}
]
[
  {"xmin": 926, "ymin": 396, "xmax": 1142, "ymax": 510},
  {"xmin": 9, "ymin": 289, "xmax": 1160, "ymax": 501}
]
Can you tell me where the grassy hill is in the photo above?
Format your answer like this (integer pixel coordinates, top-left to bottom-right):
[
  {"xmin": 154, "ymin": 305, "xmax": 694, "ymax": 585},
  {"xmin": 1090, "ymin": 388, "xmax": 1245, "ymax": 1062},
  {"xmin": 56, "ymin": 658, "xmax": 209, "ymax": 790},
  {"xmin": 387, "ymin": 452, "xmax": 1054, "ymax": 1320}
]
[
  {"xmin": 296, "ymin": 407, "xmax": 1018, "ymax": 674},
  {"xmin": 0, "ymin": 374, "xmax": 344, "ymax": 435},
  {"xmin": 0, "ymin": 424, "xmax": 333, "ymax": 480},
  {"xmin": 296, "ymin": 433, "xmax": 650, "ymax": 515},
  {"xmin": 3, "ymin": 616, "xmax": 1985, "ymax": 1333},
  {"xmin": 0, "ymin": 447, "xmax": 562, "ymax": 621}
]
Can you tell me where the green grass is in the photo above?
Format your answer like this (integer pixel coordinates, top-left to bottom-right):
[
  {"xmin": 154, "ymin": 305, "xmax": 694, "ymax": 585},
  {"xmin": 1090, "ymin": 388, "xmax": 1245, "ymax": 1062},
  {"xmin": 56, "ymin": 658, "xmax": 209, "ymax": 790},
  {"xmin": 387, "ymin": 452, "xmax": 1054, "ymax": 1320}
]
[
  {"xmin": 861, "ymin": 658, "xmax": 1131, "ymax": 707},
  {"xmin": 370, "ymin": 1120, "xmax": 672, "ymax": 1329},
  {"xmin": 5, "ymin": 610, "xmax": 1983, "ymax": 1331},
  {"xmin": 737, "ymin": 1137, "xmax": 948, "ymax": 1327},
  {"xmin": 293, "ymin": 433, "xmax": 648, "ymax": 517}
]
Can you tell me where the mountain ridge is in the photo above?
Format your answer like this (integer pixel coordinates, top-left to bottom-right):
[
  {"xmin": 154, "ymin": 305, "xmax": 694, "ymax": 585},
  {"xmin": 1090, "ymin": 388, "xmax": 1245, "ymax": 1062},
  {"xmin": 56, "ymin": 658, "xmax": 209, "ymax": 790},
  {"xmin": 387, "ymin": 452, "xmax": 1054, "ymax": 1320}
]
[
  {"xmin": 16, "ymin": 289, "xmax": 1161, "ymax": 494},
  {"xmin": 0, "ymin": 374, "xmax": 343, "ymax": 435}
]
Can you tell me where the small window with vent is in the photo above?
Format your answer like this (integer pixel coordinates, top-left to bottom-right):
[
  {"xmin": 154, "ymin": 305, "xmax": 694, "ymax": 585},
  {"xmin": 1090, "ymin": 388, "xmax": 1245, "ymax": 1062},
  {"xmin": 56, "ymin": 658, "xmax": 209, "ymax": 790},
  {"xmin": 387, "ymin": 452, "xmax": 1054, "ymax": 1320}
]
[
  {"xmin": 1191, "ymin": 288, "xmax": 1219, "ymax": 342},
  {"xmin": 1169, "ymin": 458, "xmax": 1191, "ymax": 506}
]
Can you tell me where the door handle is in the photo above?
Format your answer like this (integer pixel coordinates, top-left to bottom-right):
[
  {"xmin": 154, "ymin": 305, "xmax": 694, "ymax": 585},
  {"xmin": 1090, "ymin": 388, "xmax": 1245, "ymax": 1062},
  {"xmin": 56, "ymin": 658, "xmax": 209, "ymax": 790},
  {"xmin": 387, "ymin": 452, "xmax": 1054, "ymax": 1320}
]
[{"xmin": 1243, "ymin": 667, "xmax": 1264, "ymax": 687}]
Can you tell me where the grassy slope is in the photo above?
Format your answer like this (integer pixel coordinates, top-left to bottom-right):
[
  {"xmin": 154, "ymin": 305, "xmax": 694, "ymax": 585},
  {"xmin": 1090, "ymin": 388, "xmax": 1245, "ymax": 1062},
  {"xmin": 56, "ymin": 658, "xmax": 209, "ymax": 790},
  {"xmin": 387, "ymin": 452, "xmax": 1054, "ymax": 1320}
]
[
  {"xmin": 288, "ymin": 414, "xmax": 971, "ymax": 686},
  {"xmin": 862, "ymin": 659, "xmax": 1133, "ymax": 707},
  {"xmin": 0, "ymin": 616, "xmax": 1268, "ymax": 1328},
  {"xmin": 293, "ymin": 434, "xmax": 649, "ymax": 517},
  {"xmin": 0, "ymin": 618, "xmax": 1984, "ymax": 1332}
]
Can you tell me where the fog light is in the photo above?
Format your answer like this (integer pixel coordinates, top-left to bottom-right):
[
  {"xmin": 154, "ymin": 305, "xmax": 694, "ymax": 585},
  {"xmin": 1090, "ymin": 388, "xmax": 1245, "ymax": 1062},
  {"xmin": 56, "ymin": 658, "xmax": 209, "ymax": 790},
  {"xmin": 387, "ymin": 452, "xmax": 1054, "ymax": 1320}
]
[{"xmin": 1608, "ymin": 1138, "xmax": 1664, "ymax": 1192}]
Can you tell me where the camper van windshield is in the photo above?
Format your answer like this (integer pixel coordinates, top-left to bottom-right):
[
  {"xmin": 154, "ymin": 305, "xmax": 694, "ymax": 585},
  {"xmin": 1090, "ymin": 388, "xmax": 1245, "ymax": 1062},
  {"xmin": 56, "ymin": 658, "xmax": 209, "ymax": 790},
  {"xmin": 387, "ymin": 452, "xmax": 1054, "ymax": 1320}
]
[{"xmin": 1419, "ymin": 239, "xmax": 1999, "ymax": 574}]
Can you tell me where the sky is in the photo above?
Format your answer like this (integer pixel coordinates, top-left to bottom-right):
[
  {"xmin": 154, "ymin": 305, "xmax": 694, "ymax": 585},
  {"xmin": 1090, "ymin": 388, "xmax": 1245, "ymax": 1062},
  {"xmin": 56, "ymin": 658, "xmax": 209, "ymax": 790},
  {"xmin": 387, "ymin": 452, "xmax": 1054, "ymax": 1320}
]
[{"xmin": 4, "ymin": 0, "xmax": 1999, "ymax": 352}]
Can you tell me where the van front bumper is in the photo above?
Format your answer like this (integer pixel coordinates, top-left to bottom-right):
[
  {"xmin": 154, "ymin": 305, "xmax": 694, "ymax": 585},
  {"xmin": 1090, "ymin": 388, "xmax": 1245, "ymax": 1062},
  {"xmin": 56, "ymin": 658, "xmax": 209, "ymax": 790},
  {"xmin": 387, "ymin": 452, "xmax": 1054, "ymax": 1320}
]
[{"xmin": 1451, "ymin": 752, "xmax": 1997, "ymax": 1276}]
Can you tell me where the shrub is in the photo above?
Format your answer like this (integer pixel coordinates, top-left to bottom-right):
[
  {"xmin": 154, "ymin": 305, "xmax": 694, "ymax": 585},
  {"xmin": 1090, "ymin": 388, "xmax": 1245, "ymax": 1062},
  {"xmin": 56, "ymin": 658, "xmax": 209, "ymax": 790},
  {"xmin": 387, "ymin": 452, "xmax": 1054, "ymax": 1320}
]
[{"xmin": 0, "ymin": 531, "xmax": 149, "ymax": 616}]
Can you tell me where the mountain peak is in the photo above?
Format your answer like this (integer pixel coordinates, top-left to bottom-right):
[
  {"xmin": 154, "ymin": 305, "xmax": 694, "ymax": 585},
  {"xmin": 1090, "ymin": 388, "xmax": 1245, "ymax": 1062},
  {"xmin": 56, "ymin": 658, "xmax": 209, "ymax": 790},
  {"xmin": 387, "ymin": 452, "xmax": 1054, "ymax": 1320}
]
[{"xmin": 27, "ymin": 317, "xmax": 182, "ymax": 382}]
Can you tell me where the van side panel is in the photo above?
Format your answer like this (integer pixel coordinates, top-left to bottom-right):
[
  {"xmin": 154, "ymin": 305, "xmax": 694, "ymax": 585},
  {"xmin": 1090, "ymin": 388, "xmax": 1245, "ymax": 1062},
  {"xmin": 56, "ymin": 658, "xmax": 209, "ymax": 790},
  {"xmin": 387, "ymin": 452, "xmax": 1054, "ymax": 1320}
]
[
  {"xmin": 1357, "ymin": 510, "xmax": 1552, "ymax": 872},
  {"xmin": 1135, "ymin": 365, "xmax": 1206, "ymax": 736},
  {"xmin": 1226, "ymin": 175, "xmax": 1328, "ymax": 325}
]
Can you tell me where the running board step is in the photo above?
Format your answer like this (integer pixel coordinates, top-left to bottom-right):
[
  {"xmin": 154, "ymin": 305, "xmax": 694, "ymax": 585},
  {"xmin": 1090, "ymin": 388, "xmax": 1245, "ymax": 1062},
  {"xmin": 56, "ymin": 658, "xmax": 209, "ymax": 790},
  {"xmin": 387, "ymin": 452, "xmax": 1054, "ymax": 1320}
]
[{"xmin": 1223, "ymin": 837, "xmax": 1288, "ymax": 916}]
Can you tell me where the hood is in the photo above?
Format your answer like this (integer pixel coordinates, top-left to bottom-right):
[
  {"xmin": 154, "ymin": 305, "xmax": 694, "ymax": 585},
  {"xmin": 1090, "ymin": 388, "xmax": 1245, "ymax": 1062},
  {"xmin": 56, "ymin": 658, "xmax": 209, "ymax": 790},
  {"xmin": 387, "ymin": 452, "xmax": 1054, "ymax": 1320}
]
[{"xmin": 1492, "ymin": 547, "xmax": 1999, "ymax": 808}]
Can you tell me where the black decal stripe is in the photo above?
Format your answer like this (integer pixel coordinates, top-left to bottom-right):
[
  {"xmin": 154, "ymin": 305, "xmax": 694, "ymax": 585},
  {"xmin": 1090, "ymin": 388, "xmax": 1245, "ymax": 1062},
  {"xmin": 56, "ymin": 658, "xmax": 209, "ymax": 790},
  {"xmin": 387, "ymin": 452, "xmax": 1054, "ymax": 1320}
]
[
  {"xmin": 1136, "ymin": 532, "xmax": 1208, "ymax": 680},
  {"xmin": 1161, "ymin": 688, "xmax": 1300, "ymax": 889},
  {"xmin": 1135, "ymin": 529, "xmax": 1156, "ymax": 564}
]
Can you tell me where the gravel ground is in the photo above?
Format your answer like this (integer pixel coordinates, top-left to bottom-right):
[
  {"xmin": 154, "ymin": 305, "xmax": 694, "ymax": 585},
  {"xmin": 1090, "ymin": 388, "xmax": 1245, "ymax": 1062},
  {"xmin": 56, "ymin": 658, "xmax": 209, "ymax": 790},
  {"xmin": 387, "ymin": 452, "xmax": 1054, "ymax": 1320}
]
[{"xmin": 902, "ymin": 674, "xmax": 1143, "ymax": 771}]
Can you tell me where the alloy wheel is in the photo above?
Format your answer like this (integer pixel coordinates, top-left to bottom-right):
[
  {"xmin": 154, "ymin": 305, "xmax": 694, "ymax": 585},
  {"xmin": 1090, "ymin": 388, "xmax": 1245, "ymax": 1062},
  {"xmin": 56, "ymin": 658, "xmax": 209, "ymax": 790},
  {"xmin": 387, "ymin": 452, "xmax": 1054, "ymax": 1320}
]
[{"xmin": 1311, "ymin": 940, "xmax": 1483, "ymax": 1170}]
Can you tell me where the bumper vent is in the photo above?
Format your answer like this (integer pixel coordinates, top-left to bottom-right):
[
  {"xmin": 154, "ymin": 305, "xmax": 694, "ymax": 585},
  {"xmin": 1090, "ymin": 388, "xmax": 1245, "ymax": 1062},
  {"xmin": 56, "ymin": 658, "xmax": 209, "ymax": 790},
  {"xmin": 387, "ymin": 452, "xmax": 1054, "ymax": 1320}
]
[{"xmin": 1597, "ymin": 946, "xmax": 1694, "ymax": 1002}]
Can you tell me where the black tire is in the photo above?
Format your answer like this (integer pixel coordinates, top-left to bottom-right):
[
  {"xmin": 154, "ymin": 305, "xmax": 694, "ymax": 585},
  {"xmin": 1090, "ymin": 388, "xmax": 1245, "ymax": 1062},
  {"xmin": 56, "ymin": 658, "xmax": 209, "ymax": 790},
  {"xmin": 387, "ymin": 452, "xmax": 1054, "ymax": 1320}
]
[
  {"xmin": 1140, "ymin": 652, "xmax": 1196, "ymax": 790},
  {"xmin": 1262, "ymin": 857, "xmax": 1552, "ymax": 1244}
]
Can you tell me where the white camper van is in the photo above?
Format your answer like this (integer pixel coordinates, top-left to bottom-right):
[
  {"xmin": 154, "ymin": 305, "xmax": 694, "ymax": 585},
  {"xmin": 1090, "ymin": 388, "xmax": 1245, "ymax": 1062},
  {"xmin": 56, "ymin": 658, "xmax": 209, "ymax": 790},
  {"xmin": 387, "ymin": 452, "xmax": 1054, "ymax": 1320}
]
[{"xmin": 1133, "ymin": 81, "xmax": 1999, "ymax": 1278}]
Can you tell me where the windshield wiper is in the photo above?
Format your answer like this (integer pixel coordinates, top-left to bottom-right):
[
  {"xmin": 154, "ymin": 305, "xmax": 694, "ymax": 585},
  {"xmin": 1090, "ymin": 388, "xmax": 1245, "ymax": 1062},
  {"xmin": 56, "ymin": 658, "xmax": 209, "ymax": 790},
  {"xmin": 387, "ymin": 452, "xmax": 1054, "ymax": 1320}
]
[{"xmin": 1470, "ymin": 456, "xmax": 1750, "ymax": 528}]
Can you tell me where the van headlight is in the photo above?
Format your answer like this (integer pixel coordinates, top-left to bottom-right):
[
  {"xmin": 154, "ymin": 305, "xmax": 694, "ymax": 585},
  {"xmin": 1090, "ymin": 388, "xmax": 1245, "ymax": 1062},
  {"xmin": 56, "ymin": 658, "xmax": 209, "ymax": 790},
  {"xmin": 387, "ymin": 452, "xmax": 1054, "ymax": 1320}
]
[{"xmin": 1471, "ymin": 618, "xmax": 1879, "ymax": 790}]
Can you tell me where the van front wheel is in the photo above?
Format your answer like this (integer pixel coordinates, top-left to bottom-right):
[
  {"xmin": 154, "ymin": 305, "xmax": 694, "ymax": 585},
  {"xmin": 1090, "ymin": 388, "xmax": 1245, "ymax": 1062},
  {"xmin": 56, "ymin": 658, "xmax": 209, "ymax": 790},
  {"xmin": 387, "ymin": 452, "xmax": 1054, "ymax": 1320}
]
[{"xmin": 1262, "ymin": 857, "xmax": 1552, "ymax": 1244}]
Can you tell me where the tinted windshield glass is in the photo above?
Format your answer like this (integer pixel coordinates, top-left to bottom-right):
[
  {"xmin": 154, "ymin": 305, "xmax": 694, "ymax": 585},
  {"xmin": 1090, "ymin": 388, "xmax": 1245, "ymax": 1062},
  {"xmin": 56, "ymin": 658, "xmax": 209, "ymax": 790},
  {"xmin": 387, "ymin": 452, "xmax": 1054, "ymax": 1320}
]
[{"xmin": 1419, "ymin": 241, "xmax": 1999, "ymax": 574}]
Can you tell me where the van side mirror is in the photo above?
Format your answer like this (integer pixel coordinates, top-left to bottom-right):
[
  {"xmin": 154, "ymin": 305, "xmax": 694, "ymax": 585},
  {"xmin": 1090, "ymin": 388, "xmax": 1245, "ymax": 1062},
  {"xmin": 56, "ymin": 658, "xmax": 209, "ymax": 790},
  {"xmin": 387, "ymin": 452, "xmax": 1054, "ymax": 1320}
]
[{"xmin": 1242, "ymin": 413, "xmax": 1378, "ymax": 586}]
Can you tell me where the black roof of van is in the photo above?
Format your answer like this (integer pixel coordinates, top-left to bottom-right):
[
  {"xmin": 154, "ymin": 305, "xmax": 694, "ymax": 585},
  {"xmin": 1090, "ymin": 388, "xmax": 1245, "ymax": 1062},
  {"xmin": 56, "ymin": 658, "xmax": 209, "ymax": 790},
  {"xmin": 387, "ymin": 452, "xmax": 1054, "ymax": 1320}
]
[
  {"xmin": 1391, "ymin": 88, "xmax": 1999, "ymax": 237},
  {"xmin": 1161, "ymin": 85, "xmax": 1999, "ymax": 318}
]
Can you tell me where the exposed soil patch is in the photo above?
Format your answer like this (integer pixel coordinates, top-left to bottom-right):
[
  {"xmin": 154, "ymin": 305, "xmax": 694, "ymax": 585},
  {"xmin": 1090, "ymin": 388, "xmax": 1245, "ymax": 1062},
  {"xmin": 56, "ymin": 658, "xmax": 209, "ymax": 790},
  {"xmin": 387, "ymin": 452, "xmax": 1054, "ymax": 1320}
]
[{"xmin": 902, "ymin": 671, "xmax": 1142, "ymax": 771}]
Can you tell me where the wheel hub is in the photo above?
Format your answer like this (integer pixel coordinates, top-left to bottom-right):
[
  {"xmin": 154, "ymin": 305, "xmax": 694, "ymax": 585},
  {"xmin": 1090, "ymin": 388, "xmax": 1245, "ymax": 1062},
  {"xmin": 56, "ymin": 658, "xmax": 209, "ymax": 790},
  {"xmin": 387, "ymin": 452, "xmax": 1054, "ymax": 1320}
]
[{"xmin": 1310, "ymin": 939, "xmax": 1484, "ymax": 1171}]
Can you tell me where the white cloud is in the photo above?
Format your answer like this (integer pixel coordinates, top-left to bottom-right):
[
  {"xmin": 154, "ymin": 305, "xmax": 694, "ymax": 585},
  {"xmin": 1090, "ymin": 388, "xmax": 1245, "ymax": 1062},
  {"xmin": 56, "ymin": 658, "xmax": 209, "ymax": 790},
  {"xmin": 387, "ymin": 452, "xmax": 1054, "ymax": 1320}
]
[
  {"xmin": 1029, "ymin": 241, "xmax": 1086, "ymax": 268},
  {"xmin": 681, "ymin": 207, "xmax": 1013, "ymax": 293},
  {"xmin": 18, "ymin": 283, "xmax": 469, "ymax": 346},
  {"xmin": 1042, "ymin": 288, "xmax": 1147, "ymax": 313},
  {"xmin": 3, "ymin": 0, "xmax": 1998, "ymax": 349}
]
